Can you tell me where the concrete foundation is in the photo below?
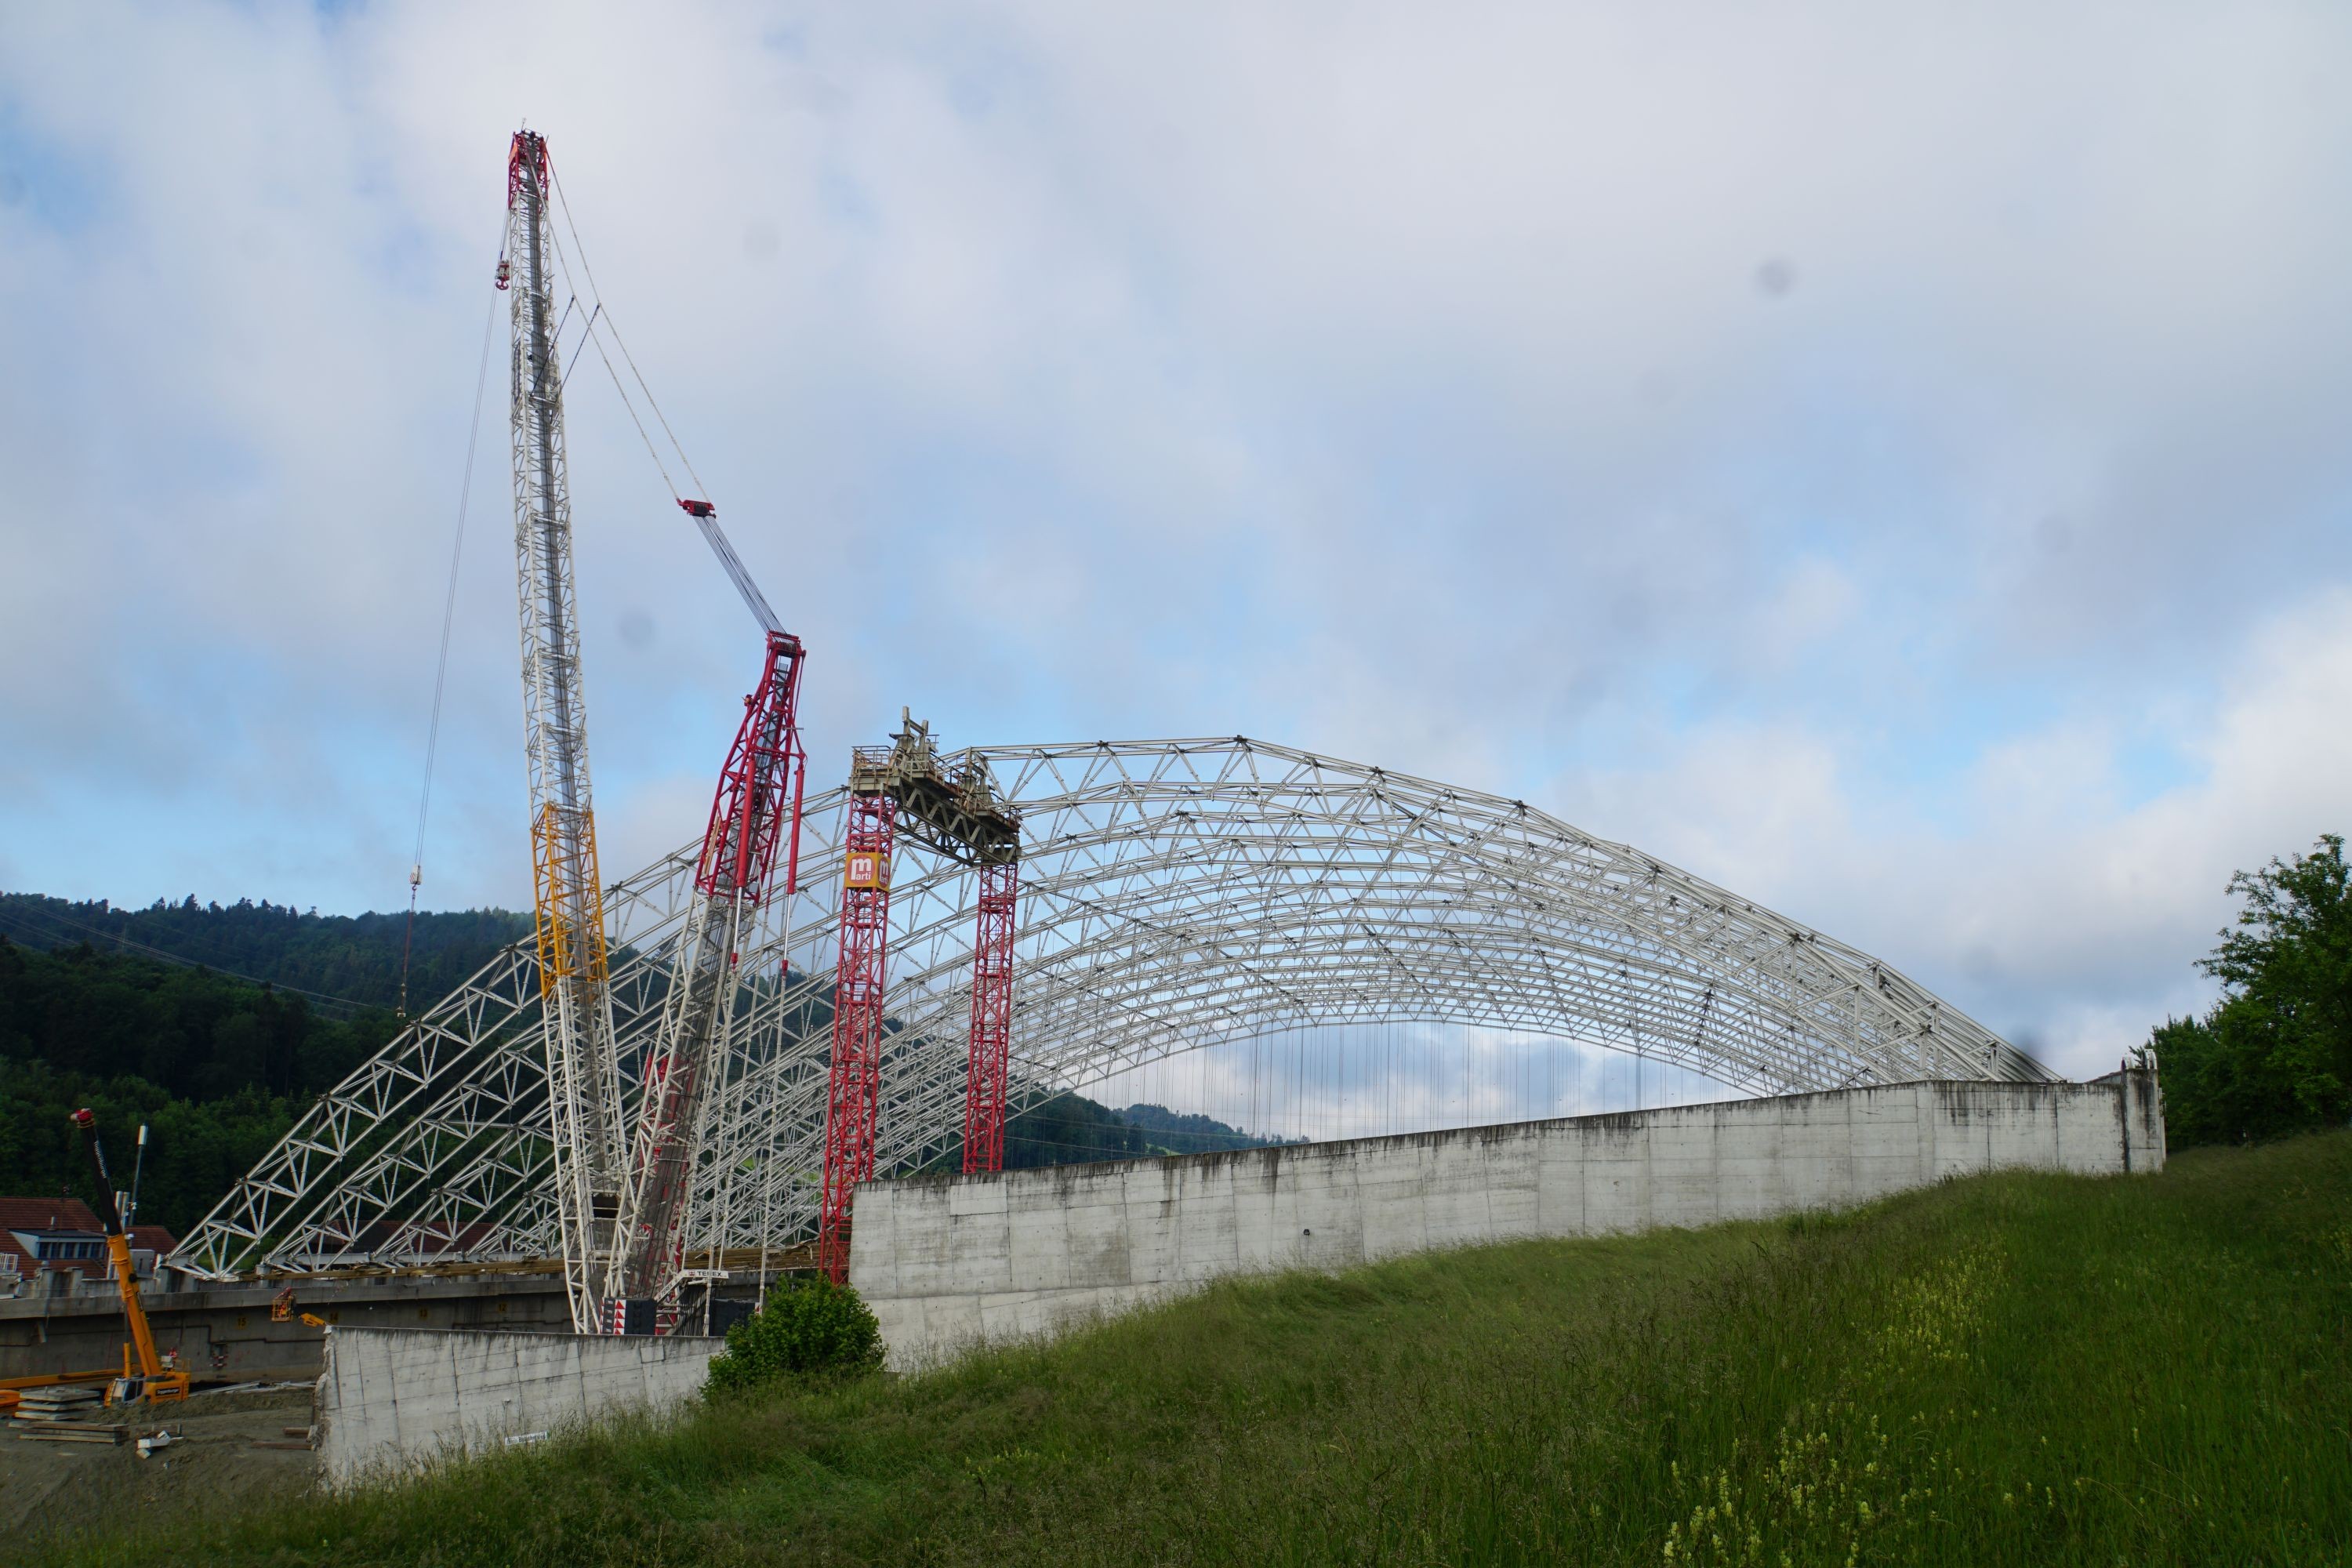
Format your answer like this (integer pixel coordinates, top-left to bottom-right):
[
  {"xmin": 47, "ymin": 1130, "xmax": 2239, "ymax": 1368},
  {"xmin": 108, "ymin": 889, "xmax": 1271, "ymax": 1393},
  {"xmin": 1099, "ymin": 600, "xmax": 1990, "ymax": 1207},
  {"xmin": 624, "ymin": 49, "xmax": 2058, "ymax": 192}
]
[
  {"xmin": 313, "ymin": 1325, "xmax": 722, "ymax": 1486},
  {"xmin": 850, "ymin": 1072, "xmax": 2164, "ymax": 1369},
  {"xmin": 0, "ymin": 1269, "xmax": 572, "ymax": 1383}
]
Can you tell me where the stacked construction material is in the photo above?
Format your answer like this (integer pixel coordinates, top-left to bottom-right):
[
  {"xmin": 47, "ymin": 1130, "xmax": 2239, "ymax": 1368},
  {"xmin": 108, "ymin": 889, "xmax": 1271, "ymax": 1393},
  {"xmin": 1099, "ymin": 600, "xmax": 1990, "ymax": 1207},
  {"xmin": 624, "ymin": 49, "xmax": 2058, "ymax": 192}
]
[{"xmin": 12, "ymin": 1384, "xmax": 123, "ymax": 1443}]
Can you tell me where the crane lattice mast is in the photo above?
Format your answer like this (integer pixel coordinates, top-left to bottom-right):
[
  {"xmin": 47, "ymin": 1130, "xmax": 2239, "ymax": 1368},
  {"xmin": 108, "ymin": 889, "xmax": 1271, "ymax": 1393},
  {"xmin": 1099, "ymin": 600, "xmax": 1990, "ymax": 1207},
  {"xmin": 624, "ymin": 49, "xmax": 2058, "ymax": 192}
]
[
  {"xmin": 611, "ymin": 610, "xmax": 808, "ymax": 1330},
  {"xmin": 503, "ymin": 128, "xmax": 626, "ymax": 1333}
]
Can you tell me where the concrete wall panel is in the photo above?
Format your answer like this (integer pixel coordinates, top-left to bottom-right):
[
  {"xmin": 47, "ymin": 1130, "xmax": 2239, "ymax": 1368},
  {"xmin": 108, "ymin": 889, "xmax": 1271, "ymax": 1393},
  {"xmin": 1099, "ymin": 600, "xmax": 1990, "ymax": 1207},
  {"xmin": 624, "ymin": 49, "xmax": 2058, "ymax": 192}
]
[
  {"xmin": 849, "ymin": 1073, "xmax": 2164, "ymax": 1370},
  {"xmin": 314, "ymin": 1326, "xmax": 720, "ymax": 1487}
]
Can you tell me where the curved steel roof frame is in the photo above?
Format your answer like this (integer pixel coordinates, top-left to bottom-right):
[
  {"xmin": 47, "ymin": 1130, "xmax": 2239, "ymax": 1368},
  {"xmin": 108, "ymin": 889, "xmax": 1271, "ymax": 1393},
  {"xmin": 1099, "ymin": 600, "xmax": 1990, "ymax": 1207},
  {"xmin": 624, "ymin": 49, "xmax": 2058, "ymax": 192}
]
[{"xmin": 173, "ymin": 737, "xmax": 2047, "ymax": 1279}]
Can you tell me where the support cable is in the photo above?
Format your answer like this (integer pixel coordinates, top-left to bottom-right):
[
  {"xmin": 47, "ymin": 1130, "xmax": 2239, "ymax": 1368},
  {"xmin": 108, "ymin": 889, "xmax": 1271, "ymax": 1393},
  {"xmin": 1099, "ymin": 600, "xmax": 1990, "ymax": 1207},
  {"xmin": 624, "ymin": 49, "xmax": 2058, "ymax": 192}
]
[
  {"xmin": 543, "ymin": 205, "xmax": 784, "ymax": 635},
  {"xmin": 398, "ymin": 284, "xmax": 501, "ymax": 1021},
  {"xmin": 548, "ymin": 165, "xmax": 712, "ymax": 500},
  {"xmin": 536, "ymin": 182, "xmax": 786, "ymax": 644},
  {"xmin": 0, "ymin": 906, "xmax": 364, "ymax": 1018},
  {"xmin": 558, "ymin": 303, "xmax": 603, "ymax": 393}
]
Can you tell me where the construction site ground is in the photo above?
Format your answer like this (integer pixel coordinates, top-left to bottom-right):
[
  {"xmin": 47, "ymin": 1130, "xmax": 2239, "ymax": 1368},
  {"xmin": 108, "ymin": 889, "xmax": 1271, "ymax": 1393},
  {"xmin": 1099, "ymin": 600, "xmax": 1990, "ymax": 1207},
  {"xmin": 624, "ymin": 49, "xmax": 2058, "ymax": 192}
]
[{"xmin": 1, "ymin": 1385, "xmax": 315, "ymax": 1541}]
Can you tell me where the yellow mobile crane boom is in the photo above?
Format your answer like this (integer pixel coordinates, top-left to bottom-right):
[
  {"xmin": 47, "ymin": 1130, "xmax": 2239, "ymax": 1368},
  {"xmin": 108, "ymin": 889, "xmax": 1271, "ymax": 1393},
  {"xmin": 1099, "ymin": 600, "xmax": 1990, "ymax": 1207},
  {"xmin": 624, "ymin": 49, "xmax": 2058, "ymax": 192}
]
[{"xmin": 68, "ymin": 1109, "xmax": 190, "ymax": 1406}]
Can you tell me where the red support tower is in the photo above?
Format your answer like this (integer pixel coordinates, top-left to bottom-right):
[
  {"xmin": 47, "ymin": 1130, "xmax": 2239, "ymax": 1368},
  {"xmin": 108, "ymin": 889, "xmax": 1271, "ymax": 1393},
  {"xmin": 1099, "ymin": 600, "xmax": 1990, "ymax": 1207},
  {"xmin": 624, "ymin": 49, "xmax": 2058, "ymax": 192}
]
[
  {"xmin": 817, "ymin": 789, "xmax": 896, "ymax": 1282},
  {"xmin": 963, "ymin": 859, "xmax": 1019, "ymax": 1174}
]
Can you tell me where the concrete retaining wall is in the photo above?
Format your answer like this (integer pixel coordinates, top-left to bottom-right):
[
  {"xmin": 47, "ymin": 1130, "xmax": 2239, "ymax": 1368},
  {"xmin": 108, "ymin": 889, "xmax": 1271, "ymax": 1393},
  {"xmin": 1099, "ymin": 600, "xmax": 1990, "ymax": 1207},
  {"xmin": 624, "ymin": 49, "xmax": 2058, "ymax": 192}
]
[
  {"xmin": 851, "ymin": 1072, "xmax": 2164, "ymax": 1369},
  {"xmin": 0, "ymin": 1269, "xmax": 573, "ymax": 1383},
  {"xmin": 314, "ymin": 1326, "xmax": 721, "ymax": 1486}
]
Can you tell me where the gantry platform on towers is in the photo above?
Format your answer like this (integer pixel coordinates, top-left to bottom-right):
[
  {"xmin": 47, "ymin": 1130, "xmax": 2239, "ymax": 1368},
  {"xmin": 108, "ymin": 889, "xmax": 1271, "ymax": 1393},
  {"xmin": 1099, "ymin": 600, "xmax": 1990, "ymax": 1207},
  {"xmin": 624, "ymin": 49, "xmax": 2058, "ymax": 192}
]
[
  {"xmin": 848, "ymin": 712, "xmax": 1021, "ymax": 866},
  {"xmin": 821, "ymin": 712, "xmax": 1026, "ymax": 1279}
]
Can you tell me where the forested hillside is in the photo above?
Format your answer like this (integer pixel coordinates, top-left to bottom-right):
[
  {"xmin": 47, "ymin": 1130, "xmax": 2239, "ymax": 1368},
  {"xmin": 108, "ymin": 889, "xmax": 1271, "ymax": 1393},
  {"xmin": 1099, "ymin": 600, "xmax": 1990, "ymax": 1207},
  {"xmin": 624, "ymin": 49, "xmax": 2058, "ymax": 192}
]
[
  {"xmin": 0, "ymin": 893, "xmax": 532, "ymax": 1012},
  {"xmin": 1120, "ymin": 1102, "xmax": 1292, "ymax": 1155},
  {"xmin": 995, "ymin": 1094, "xmax": 1291, "ymax": 1167},
  {"xmin": 0, "ymin": 895, "xmax": 1273, "ymax": 1239},
  {"xmin": 0, "ymin": 937, "xmax": 402, "ymax": 1233},
  {"xmin": 0, "ymin": 895, "xmax": 535, "ymax": 1234}
]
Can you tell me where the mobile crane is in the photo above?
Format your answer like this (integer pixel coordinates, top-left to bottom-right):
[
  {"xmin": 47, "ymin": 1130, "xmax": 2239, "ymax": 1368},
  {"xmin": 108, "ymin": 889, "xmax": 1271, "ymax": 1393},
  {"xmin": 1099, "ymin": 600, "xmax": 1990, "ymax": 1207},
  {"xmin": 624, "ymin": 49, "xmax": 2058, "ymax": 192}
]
[{"xmin": 69, "ymin": 1109, "xmax": 190, "ymax": 1406}]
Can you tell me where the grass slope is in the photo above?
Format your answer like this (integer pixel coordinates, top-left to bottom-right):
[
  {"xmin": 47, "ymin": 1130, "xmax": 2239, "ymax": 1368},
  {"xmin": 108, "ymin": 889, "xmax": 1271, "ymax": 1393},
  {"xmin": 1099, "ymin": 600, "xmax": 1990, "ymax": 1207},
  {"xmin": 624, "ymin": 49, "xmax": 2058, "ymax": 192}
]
[{"xmin": 60, "ymin": 1133, "xmax": 2352, "ymax": 1566}]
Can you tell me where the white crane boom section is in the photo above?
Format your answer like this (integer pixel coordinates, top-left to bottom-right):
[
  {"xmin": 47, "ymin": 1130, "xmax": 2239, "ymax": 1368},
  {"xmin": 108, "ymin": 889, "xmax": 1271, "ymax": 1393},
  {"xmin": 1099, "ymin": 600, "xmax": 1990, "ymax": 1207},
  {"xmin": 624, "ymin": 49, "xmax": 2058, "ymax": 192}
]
[{"xmin": 504, "ymin": 128, "xmax": 626, "ymax": 1334}]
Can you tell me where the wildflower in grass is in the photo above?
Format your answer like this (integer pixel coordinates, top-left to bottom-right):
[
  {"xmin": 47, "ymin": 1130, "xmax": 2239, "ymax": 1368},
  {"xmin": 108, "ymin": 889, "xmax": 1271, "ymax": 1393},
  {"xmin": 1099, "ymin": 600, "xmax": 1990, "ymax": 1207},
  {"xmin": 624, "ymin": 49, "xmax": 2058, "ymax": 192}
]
[{"xmin": 1867, "ymin": 1244, "xmax": 2005, "ymax": 1385}]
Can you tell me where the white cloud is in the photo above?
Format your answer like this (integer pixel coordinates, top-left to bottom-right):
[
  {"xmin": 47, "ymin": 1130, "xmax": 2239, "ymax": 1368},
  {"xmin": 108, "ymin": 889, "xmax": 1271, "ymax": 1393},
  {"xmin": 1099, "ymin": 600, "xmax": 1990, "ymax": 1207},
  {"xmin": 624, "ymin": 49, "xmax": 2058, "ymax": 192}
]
[
  {"xmin": 0, "ymin": 2, "xmax": 2347, "ymax": 1086},
  {"xmin": 1556, "ymin": 587, "xmax": 2352, "ymax": 1078}
]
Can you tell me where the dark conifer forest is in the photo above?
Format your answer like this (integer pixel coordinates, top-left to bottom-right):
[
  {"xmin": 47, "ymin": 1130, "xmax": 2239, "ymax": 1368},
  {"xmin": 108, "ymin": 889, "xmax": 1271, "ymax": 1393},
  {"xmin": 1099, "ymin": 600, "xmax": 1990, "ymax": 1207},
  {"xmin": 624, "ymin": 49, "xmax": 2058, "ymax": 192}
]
[{"xmin": 0, "ymin": 894, "xmax": 1272, "ymax": 1236}]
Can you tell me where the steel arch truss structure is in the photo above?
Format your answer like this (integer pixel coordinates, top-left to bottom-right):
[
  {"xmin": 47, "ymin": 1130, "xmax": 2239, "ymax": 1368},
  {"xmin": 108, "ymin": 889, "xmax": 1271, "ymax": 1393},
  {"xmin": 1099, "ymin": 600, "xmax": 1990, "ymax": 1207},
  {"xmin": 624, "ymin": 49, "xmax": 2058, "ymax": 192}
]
[{"xmin": 173, "ymin": 737, "xmax": 2050, "ymax": 1280}]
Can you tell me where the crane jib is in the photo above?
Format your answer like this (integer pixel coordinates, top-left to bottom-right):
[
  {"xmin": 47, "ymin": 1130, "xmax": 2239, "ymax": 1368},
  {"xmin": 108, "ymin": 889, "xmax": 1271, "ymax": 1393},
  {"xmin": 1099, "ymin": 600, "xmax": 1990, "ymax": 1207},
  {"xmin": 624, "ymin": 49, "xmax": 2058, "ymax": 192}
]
[{"xmin": 677, "ymin": 499, "xmax": 786, "ymax": 637}]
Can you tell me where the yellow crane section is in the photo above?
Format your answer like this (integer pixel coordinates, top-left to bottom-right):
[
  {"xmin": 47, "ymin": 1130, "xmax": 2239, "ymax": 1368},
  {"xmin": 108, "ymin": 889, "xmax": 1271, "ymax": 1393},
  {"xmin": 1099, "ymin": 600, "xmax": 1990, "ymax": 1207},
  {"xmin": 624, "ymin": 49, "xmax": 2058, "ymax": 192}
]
[{"xmin": 69, "ymin": 1109, "xmax": 190, "ymax": 1406}]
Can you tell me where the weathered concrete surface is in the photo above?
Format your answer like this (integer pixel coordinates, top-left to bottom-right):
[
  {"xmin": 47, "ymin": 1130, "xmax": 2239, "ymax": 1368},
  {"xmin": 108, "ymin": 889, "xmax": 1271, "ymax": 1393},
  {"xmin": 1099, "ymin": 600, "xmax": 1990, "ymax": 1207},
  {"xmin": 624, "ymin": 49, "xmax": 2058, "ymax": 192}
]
[
  {"xmin": 851, "ymin": 1072, "xmax": 2164, "ymax": 1369},
  {"xmin": 313, "ymin": 1326, "xmax": 720, "ymax": 1486},
  {"xmin": 0, "ymin": 1269, "xmax": 572, "ymax": 1383}
]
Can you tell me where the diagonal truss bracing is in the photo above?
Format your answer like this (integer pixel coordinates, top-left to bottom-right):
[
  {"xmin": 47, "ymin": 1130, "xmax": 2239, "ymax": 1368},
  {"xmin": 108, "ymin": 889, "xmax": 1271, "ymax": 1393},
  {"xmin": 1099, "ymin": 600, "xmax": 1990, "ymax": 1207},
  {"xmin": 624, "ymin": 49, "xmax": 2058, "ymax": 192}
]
[{"xmin": 172, "ymin": 738, "xmax": 2051, "ymax": 1279}]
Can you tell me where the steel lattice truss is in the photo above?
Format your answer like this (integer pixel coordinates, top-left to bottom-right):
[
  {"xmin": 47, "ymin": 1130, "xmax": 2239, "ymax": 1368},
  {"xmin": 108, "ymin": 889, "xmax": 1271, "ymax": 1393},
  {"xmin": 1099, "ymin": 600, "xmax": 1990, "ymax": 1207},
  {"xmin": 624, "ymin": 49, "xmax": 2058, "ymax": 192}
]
[{"xmin": 172, "ymin": 738, "xmax": 2050, "ymax": 1279}]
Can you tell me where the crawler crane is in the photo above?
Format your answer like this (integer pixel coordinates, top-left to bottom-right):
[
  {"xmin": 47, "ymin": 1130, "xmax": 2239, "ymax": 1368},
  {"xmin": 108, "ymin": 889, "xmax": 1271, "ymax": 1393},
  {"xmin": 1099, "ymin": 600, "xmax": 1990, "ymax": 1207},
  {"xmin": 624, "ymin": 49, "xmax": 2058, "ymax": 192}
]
[
  {"xmin": 503, "ymin": 128, "xmax": 626, "ymax": 1332},
  {"xmin": 494, "ymin": 126, "xmax": 811, "ymax": 1333},
  {"xmin": 608, "ymin": 515, "xmax": 808, "ymax": 1333}
]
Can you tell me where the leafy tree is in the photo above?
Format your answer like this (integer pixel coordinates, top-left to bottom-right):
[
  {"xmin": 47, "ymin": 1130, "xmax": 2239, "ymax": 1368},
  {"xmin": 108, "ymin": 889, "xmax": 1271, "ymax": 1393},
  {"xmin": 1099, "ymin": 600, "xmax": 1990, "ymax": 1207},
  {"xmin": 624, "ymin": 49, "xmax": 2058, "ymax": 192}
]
[
  {"xmin": 705, "ymin": 1278, "xmax": 884, "ymax": 1395},
  {"xmin": 2154, "ymin": 834, "xmax": 2352, "ymax": 1146}
]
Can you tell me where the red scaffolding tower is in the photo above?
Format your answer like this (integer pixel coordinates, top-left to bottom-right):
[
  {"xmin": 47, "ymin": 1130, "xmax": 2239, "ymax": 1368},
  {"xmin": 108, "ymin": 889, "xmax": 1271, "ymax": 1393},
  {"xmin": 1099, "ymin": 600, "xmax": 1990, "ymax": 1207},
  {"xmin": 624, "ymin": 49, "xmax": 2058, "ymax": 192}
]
[
  {"xmin": 964, "ymin": 858, "xmax": 1019, "ymax": 1174},
  {"xmin": 816, "ymin": 789, "xmax": 896, "ymax": 1283},
  {"xmin": 816, "ymin": 716, "xmax": 1022, "ymax": 1282}
]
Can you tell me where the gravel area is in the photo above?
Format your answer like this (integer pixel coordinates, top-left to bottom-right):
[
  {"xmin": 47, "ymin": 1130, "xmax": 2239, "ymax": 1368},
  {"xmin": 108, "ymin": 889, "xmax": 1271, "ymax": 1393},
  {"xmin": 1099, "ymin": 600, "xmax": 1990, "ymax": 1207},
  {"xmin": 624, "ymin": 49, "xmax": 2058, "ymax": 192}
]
[{"xmin": 0, "ymin": 1384, "xmax": 318, "ymax": 1541}]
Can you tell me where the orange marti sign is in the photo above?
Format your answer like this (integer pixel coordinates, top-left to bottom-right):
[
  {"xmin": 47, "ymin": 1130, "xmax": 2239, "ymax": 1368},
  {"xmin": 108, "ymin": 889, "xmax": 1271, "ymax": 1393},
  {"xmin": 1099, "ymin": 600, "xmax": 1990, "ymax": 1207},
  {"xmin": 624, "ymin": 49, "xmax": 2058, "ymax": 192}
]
[{"xmin": 844, "ymin": 851, "xmax": 890, "ymax": 890}]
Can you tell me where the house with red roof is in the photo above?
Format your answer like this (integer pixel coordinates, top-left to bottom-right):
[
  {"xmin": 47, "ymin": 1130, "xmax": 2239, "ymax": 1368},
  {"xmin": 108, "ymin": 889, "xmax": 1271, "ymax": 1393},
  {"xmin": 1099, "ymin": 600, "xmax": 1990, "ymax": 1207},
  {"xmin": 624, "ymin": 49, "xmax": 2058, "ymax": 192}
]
[{"xmin": 0, "ymin": 1196, "xmax": 177, "ymax": 1290}]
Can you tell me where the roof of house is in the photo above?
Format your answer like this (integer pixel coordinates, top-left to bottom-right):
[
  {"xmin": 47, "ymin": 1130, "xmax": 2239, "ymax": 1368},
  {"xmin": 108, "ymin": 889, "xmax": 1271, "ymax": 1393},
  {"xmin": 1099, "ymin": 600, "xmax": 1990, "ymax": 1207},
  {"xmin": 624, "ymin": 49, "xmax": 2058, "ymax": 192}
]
[
  {"xmin": 0, "ymin": 1197, "xmax": 179, "ymax": 1276},
  {"xmin": 0, "ymin": 1195, "xmax": 103, "ymax": 1234}
]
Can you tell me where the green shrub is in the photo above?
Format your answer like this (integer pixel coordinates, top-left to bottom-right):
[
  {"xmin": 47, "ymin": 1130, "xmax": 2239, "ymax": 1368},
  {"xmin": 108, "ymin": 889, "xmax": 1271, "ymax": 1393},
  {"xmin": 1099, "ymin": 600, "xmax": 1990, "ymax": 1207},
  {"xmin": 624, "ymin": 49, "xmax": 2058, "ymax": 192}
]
[{"xmin": 704, "ymin": 1277, "xmax": 884, "ymax": 1395}]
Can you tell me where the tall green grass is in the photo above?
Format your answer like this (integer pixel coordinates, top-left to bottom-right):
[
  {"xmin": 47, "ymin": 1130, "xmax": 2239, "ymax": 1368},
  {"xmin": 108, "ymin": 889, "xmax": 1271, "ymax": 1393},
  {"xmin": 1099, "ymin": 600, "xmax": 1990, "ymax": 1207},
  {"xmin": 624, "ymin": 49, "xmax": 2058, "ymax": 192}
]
[{"xmin": 53, "ymin": 1132, "xmax": 2352, "ymax": 1566}]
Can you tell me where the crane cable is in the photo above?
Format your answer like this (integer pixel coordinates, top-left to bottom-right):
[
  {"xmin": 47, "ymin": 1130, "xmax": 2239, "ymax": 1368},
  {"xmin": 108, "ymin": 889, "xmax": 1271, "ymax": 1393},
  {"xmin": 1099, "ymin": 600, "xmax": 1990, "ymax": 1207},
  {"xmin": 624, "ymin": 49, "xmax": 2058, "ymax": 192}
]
[
  {"xmin": 543, "ymin": 166, "xmax": 784, "ymax": 633},
  {"xmin": 546, "ymin": 165, "xmax": 712, "ymax": 504},
  {"xmin": 399, "ymin": 282, "xmax": 501, "ymax": 1021}
]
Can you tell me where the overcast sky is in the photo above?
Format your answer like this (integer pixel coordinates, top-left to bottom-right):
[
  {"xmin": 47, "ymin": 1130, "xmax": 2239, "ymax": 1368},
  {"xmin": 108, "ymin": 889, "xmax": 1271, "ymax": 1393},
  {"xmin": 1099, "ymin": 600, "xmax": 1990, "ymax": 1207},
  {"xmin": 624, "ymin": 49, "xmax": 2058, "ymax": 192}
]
[{"xmin": 3, "ymin": 2, "xmax": 2347, "ymax": 1083}]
